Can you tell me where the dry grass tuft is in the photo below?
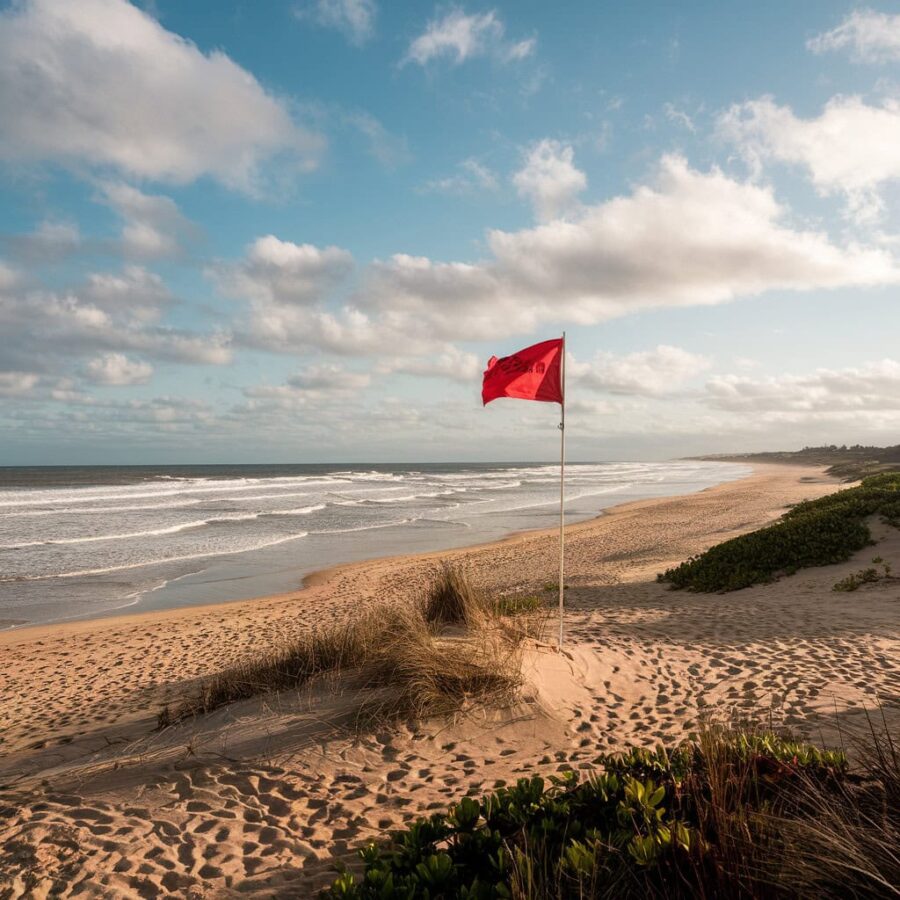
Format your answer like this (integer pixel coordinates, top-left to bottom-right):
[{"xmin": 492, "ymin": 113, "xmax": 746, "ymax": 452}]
[
  {"xmin": 422, "ymin": 562, "xmax": 491, "ymax": 628},
  {"xmin": 160, "ymin": 565, "xmax": 537, "ymax": 729}
]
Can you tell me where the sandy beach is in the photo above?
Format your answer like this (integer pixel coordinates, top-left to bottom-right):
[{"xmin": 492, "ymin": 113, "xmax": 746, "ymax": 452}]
[{"xmin": 2, "ymin": 462, "xmax": 899, "ymax": 898}]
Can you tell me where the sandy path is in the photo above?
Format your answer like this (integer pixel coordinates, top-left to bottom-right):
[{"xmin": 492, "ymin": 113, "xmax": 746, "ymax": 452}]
[{"xmin": 1, "ymin": 463, "xmax": 898, "ymax": 898}]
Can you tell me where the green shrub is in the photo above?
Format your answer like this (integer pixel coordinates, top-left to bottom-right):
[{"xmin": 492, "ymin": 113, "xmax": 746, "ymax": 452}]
[
  {"xmin": 323, "ymin": 730, "xmax": 854, "ymax": 899},
  {"xmin": 659, "ymin": 473, "xmax": 900, "ymax": 592},
  {"xmin": 832, "ymin": 558, "xmax": 892, "ymax": 592}
]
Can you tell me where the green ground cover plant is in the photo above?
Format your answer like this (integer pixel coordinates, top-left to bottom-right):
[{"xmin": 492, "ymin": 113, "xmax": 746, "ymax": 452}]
[
  {"xmin": 658, "ymin": 473, "xmax": 900, "ymax": 593},
  {"xmin": 325, "ymin": 725, "xmax": 899, "ymax": 899},
  {"xmin": 833, "ymin": 558, "xmax": 892, "ymax": 592}
]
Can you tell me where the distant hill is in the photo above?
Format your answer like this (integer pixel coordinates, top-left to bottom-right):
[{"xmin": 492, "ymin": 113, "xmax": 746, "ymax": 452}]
[{"xmin": 694, "ymin": 445, "xmax": 900, "ymax": 481}]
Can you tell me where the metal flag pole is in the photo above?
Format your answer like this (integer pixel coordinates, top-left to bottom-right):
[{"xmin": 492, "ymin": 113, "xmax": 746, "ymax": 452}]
[{"xmin": 558, "ymin": 331, "xmax": 566, "ymax": 648}]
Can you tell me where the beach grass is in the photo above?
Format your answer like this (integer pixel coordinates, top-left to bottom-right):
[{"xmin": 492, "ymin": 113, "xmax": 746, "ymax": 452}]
[
  {"xmin": 659, "ymin": 472, "xmax": 900, "ymax": 592},
  {"xmin": 325, "ymin": 719, "xmax": 900, "ymax": 899},
  {"xmin": 159, "ymin": 564, "xmax": 546, "ymax": 729}
]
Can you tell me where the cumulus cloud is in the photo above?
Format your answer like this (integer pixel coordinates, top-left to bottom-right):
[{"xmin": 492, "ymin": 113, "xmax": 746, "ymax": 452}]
[
  {"xmin": 0, "ymin": 262, "xmax": 18, "ymax": 291},
  {"xmin": 719, "ymin": 95, "xmax": 900, "ymax": 223},
  {"xmin": 2, "ymin": 220, "xmax": 81, "ymax": 263},
  {"xmin": 572, "ymin": 345, "xmax": 711, "ymax": 396},
  {"xmin": 295, "ymin": 0, "xmax": 376, "ymax": 45},
  {"xmin": 214, "ymin": 235, "xmax": 354, "ymax": 307},
  {"xmin": 378, "ymin": 346, "xmax": 482, "ymax": 383},
  {"xmin": 245, "ymin": 364, "xmax": 371, "ymax": 406},
  {"xmin": 84, "ymin": 352, "xmax": 153, "ymax": 385},
  {"xmin": 0, "ymin": 0, "xmax": 323, "ymax": 190},
  {"xmin": 216, "ymin": 158, "xmax": 897, "ymax": 373},
  {"xmin": 808, "ymin": 8, "xmax": 900, "ymax": 63},
  {"xmin": 81, "ymin": 265, "xmax": 173, "ymax": 323},
  {"xmin": 512, "ymin": 139, "xmax": 586, "ymax": 221},
  {"xmin": 211, "ymin": 236, "xmax": 433, "ymax": 357},
  {"xmin": 704, "ymin": 360, "xmax": 900, "ymax": 414},
  {"xmin": 403, "ymin": 8, "xmax": 535, "ymax": 67},
  {"xmin": 366, "ymin": 156, "xmax": 898, "ymax": 341},
  {"xmin": 0, "ymin": 371, "xmax": 40, "ymax": 397},
  {"xmin": 0, "ymin": 271, "xmax": 231, "ymax": 378},
  {"xmin": 98, "ymin": 182, "xmax": 194, "ymax": 259}
]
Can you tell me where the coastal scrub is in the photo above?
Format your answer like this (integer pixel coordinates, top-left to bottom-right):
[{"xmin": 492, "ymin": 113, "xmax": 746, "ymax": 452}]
[{"xmin": 659, "ymin": 473, "xmax": 900, "ymax": 592}]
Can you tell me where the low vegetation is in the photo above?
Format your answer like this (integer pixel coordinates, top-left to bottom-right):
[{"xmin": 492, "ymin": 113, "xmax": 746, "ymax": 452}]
[
  {"xmin": 159, "ymin": 565, "xmax": 546, "ymax": 728},
  {"xmin": 325, "ymin": 724, "xmax": 899, "ymax": 899},
  {"xmin": 833, "ymin": 557, "xmax": 893, "ymax": 592},
  {"xmin": 658, "ymin": 473, "xmax": 900, "ymax": 593},
  {"xmin": 696, "ymin": 444, "xmax": 900, "ymax": 481}
]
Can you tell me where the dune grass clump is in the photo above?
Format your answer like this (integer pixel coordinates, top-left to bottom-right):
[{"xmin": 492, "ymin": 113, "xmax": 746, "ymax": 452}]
[
  {"xmin": 159, "ymin": 565, "xmax": 539, "ymax": 729},
  {"xmin": 423, "ymin": 563, "xmax": 492, "ymax": 627},
  {"xmin": 326, "ymin": 723, "xmax": 900, "ymax": 899},
  {"xmin": 360, "ymin": 604, "xmax": 525, "ymax": 723},
  {"xmin": 659, "ymin": 472, "xmax": 900, "ymax": 592}
]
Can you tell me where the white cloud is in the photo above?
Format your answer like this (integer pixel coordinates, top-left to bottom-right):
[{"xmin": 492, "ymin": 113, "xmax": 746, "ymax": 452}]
[
  {"xmin": 719, "ymin": 95, "xmax": 900, "ymax": 223},
  {"xmin": 0, "ymin": 262, "xmax": 18, "ymax": 291},
  {"xmin": 296, "ymin": 0, "xmax": 376, "ymax": 45},
  {"xmin": 705, "ymin": 360, "xmax": 900, "ymax": 413},
  {"xmin": 0, "ymin": 371, "xmax": 40, "ymax": 397},
  {"xmin": 572, "ymin": 345, "xmax": 711, "ymax": 396},
  {"xmin": 512, "ymin": 139, "xmax": 586, "ymax": 221},
  {"xmin": 379, "ymin": 346, "xmax": 482, "ymax": 383},
  {"xmin": 216, "ymin": 240, "xmax": 446, "ymax": 357},
  {"xmin": 663, "ymin": 102, "xmax": 696, "ymax": 132},
  {"xmin": 403, "ymin": 8, "xmax": 535, "ymax": 67},
  {"xmin": 367, "ymin": 156, "xmax": 898, "ymax": 341},
  {"xmin": 0, "ymin": 0, "xmax": 323, "ymax": 190},
  {"xmin": 215, "ymin": 158, "xmax": 898, "ymax": 376},
  {"xmin": 0, "ymin": 274, "xmax": 231, "ymax": 377},
  {"xmin": 1, "ymin": 221, "xmax": 81, "ymax": 264},
  {"xmin": 345, "ymin": 112, "xmax": 412, "ymax": 168},
  {"xmin": 808, "ymin": 8, "xmax": 900, "ymax": 63},
  {"xmin": 98, "ymin": 182, "xmax": 194, "ymax": 259},
  {"xmin": 82, "ymin": 265, "xmax": 173, "ymax": 323},
  {"xmin": 288, "ymin": 364, "xmax": 371, "ymax": 391},
  {"xmin": 214, "ymin": 235, "xmax": 354, "ymax": 307},
  {"xmin": 421, "ymin": 158, "xmax": 499, "ymax": 195},
  {"xmin": 243, "ymin": 364, "xmax": 371, "ymax": 408},
  {"xmin": 84, "ymin": 352, "xmax": 153, "ymax": 385}
]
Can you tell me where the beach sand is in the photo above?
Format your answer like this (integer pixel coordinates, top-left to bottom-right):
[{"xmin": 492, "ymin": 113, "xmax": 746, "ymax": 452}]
[{"xmin": 1, "ymin": 463, "xmax": 899, "ymax": 897}]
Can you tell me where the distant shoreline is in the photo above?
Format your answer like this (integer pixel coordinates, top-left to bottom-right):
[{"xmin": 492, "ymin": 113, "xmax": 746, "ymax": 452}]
[
  {"xmin": 1, "ymin": 460, "xmax": 749, "ymax": 631},
  {"xmin": 0, "ymin": 460, "xmax": 752, "ymax": 645}
]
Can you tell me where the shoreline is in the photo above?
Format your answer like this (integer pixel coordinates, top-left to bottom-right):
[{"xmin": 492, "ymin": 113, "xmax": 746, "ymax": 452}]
[
  {"xmin": 1, "ymin": 461, "xmax": 754, "ymax": 644},
  {"xmin": 10, "ymin": 455, "xmax": 900, "ymax": 900},
  {"xmin": 0, "ymin": 460, "xmax": 748, "ymax": 635},
  {"xmin": 0, "ymin": 461, "xmax": 843, "ymax": 763}
]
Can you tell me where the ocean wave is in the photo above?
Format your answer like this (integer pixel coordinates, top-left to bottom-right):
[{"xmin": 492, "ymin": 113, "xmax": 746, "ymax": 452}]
[
  {"xmin": 314, "ymin": 517, "xmax": 414, "ymax": 535},
  {"xmin": 0, "ymin": 476, "xmax": 348, "ymax": 508},
  {"xmin": 0, "ymin": 504, "xmax": 327, "ymax": 549},
  {"xmin": 0, "ymin": 489, "xmax": 330, "ymax": 518},
  {"xmin": 0, "ymin": 532, "xmax": 309, "ymax": 582}
]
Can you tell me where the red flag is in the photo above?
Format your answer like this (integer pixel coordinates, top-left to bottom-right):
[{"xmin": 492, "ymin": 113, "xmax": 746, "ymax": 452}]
[{"xmin": 482, "ymin": 338, "xmax": 564, "ymax": 406}]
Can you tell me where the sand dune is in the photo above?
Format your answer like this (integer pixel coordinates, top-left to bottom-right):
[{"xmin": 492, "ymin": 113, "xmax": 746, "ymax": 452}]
[{"xmin": 2, "ymin": 464, "xmax": 899, "ymax": 897}]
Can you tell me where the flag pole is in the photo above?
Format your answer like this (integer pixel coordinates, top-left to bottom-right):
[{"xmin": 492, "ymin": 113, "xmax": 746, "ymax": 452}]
[{"xmin": 558, "ymin": 331, "xmax": 566, "ymax": 648}]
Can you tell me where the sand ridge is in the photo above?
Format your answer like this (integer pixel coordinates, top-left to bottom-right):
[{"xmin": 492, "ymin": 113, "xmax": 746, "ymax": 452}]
[{"xmin": 1, "ymin": 463, "xmax": 899, "ymax": 897}]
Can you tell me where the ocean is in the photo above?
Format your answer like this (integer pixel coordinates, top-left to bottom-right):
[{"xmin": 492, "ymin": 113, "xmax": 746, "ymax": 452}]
[{"xmin": 0, "ymin": 460, "xmax": 749, "ymax": 629}]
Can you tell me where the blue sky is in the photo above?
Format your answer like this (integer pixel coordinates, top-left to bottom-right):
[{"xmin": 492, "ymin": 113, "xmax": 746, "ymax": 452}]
[{"xmin": 1, "ymin": 0, "xmax": 900, "ymax": 464}]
